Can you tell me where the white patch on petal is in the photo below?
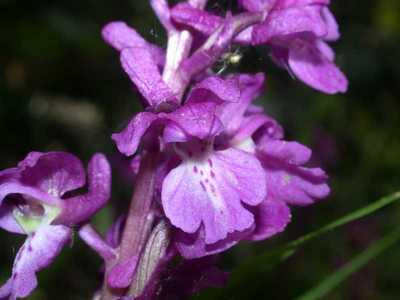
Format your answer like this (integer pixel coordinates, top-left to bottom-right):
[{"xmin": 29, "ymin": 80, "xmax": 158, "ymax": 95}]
[{"xmin": 232, "ymin": 137, "xmax": 256, "ymax": 154}]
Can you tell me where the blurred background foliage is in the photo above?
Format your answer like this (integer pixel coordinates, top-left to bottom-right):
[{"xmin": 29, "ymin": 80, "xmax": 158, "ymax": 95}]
[{"xmin": 0, "ymin": 0, "xmax": 399, "ymax": 299}]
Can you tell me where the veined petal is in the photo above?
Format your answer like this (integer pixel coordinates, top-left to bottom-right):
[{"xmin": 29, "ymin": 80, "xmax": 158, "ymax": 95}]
[
  {"xmin": 258, "ymin": 140, "xmax": 312, "ymax": 165},
  {"xmin": 171, "ymin": 3, "xmax": 222, "ymax": 36},
  {"xmin": 112, "ymin": 112, "xmax": 159, "ymax": 156},
  {"xmin": 175, "ymin": 226, "xmax": 250, "ymax": 258},
  {"xmin": 102, "ymin": 21, "xmax": 165, "ymax": 65},
  {"xmin": 252, "ymin": 6, "xmax": 327, "ymax": 44},
  {"xmin": 120, "ymin": 48, "xmax": 177, "ymax": 108},
  {"xmin": 287, "ymin": 39, "xmax": 348, "ymax": 94},
  {"xmin": 239, "ymin": 0, "xmax": 276, "ymax": 12},
  {"xmin": 321, "ymin": 7, "xmax": 340, "ymax": 41},
  {"xmin": 18, "ymin": 152, "xmax": 86, "ymax": 198},
  {"xmin": 188, "ymin": 76, "xmax": 241, "ymax": 103},
  {"xmin": 166, "ymin": 102, "xmax": 223, "ymax": 140},
  {"xmin": 0, "ymin": 224, "xmax": 71, "ymax": 299},
  {"xmin": 248, "ymin": 198, "xmax": 291, "ymax": 241},
  {"xmin": 217, "ymin": 73, "xmax": 265, "ymax": 135},
  {"xmin": 275, "ymin": 0, "xmax": 330, "ymax": 9},
  {"xmin": 258, "ymin": 140, "xmax": 330, "ymax": 205},
  {"xmin": 151, "ymin": 0, "xmax": 175, "ymax": 32},
  {"xmin": 231, "ymin": 113, "xmax": 272, "ymax": 143},
  {"xmin": 162, "ymin": 147, "xmax": 266, "ymax": 244},
  {"xmin": 56, "ymin": 154, "xmax": 111, "ymax": 226},
  {"xmin": 0, "ymin": 203, "xmax": 23, "ymax": 234}
]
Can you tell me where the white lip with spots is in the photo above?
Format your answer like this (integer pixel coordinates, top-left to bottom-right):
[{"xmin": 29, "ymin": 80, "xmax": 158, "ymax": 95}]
[{"xmin": 175, "ymin": 141, "xmax": 226, "ymax": 212}]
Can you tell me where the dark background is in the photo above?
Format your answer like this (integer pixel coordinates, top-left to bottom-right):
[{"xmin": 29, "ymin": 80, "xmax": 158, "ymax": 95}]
[{"xmin": 1, "ymin": 1, "xmax": 399, "ymax": 299}]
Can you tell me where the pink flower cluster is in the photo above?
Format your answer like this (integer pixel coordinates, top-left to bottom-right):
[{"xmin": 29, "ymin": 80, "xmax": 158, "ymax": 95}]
[{"xmin": 0, "ymin": 0, "xmax": 347, "ymax": 299}]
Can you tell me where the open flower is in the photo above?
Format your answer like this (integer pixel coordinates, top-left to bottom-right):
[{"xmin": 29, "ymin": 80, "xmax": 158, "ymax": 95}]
[
  {"xmin": 171, "ymin": 0, "xmax": 348, "ymax": 94},
  {"xmin": 0, "ymin": 152, "xmax": 111, "ymax": 299},
  {"xmin": 112, "ymin": 73, "xmax": 329, "ymax": 258}
]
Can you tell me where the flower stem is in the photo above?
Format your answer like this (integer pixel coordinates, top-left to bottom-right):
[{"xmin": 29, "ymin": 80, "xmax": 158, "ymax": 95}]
[{"xmin": 101, "ymin": 151, "xmax": 158, "ymax": 300}]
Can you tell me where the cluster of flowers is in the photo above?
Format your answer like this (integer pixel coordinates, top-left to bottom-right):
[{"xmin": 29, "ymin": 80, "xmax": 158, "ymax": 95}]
[{"xmin": 0, "ymin": 0, "xmax": 347, "ymax": 299}]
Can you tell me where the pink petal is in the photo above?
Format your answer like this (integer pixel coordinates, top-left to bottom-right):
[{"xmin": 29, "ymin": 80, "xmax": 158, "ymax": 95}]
[
  {"xmin": 0, "ymin": 224, "xmax": 71, "ymax": 299},
  {"xmin": 120, "ymin": 48, "xmax": 177, "ymax": 108},
  {"xmin": 253, "ymin": 6, "xmax": 327, "ymax": 44},
  {"xmin": 112, "ymin": 112, "xmax": 159, "ymax": 156},
  {"xmin": 56, "ymin": 154, "xmax": 111, "ymax": 226},
  {"xmin": 162, "ymin": 147, "xmax": 266, "ymax": 244},
  {"xmin": 249, "ymin": 199, "xmax": 291, "ymax": 241},
  {"xmin": 239, "ymin": 0, "xmax": 276, "ymax": 12},
  {"xmin": 175, "ymin": 226, "xmax": 251, "ymax": 258},
  {"xmin": 288, "ymin": 39, "xmax": 348, "ymax": 94},
  {"xmin": 322, "ymin": 7, "xmax": 340, "ymax": 41},
  {"xmin": 258, "ymin": 139, "xmax": 330, "ymax": 205},
  {"xmin": 102, "ymin": 21, "xmax": 165, "ymax": 65},
  {"xmin": 19, "ymin": 152, "xmax": 86, "ymax": 197}
]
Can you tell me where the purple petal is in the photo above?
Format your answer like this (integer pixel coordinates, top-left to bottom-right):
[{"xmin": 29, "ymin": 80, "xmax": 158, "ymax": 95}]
[
  {"xmin": 0, "ymin": 182, "xmax": 61, "ymax": 207},
  {"xmin": 0, "ymin": 224, "xmax": 71, "ymax": 299},
  {"xmin": 56, "ymin": 153, "xmax": 111, "ymax": 226},
  {"xmin": 258, "ymin": 140, "xmax": 330, "ymax": 205},
  {"xmin": 252, "ymin": 113, "xmax": 285, "ymax": 143},
  {"xmin": 120, "ymin": 48, "xmax": 177, "ymax": 108},
  {"xmin": 216, "ymin": 73, "xmax": 265, "ymax": 135},
  {"xmin": 171, "ymin": 3, "xmax": 222, "ymax": 36},
  {"xmin": 105, "ymin": 215, "xmax": 126, "ymax": 248},
  {"xmin": 322, "ymin": 7, "xmax": 340, "ymax": 41},
  {"xmin": 151, "ymin": 0, "xmax": 175, "ymax": 32},
  {"xmin": 287, "ymin": 39, "xmax": 348, "ymax": 94},
  {"xmin": 188, "ymin": 76, "xmax": 241, "ymax": 103},
  {"xmin": 316, "ymin": 40, "xmax": 335, "ymax": 61},
  {"xmin": 112, "ymin": 112, "xmax": 159, "ymax": 156},
  {"xmin": 0, "ymin": 203, "xmax": 23, "ymax": 234},
  {"xmin": 102, "ymin": 21, "xmax": 165, "ymax": 65},
  {"xmin": 258, "ymin": 140, "xmax": 312, "ymax": 165},
  {"xmin": 78, "ymin": 224, "xmax": 116, "ymax": 261},
  {"xmin": 231, "ymin": 114, "xmax": 272, "ymax": 143},
  {"xmin": 249, "ymin": 199, "xmax": 291, "ymax": 241},
  {"xmin": 252, "ymin": 6, "xmax": 327, "ymax": 44},
  {"xmin": 239, "ymin": 0, "xmax": 276, "ymax": 12},
  {"xmin": 166, "ymin": 102, "xmax": 223, "ymax": 140},
  {"xmin": 162, "ymin": 147, "xmax": 266, "ymax": 244},
  {"xmin": 175, "ymin": 227, "xmax": 250, "ymax": 258},
  {"xmin": 107, "ymin": 256, "xmax": 139, "ymax": 289},
  {"xmin": 19, "ymin": 152, "xmax": 86, "ymax": 198},
  {"xmin": 275, "ymin": 0, "xmax": 330, "ymax": 9}
]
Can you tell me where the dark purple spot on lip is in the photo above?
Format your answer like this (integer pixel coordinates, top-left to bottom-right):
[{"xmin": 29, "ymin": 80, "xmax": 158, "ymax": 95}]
[
  {"xmin": 200, "ymin": 181, "xmax": 207, "ymax": 191},
  {"xmin": 210, "ymin": 171, "xmax": 215, "ymax": 178},
  {"xmin": 13, "ymin": 272, "xmax": 18, "ymax": 279},
  {"xmin": 28, "ymin": 245, "xmax": 33, "ymax": 252},
  {"xmin": 210, "ymin": 185, "xmax": 216, "ymax": 193},
  {"xmin": 193, "ymin": 166, "xmax": 198, "ymax": 173},
  {"xmin": 208, "ymin": 159, "xmax": 213, "ymax": 167}
]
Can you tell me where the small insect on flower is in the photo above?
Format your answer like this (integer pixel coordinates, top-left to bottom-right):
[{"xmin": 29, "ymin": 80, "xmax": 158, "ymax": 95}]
[{"xmin": 217, "ymin": 48, "xmax": 243, "ymax": 74}]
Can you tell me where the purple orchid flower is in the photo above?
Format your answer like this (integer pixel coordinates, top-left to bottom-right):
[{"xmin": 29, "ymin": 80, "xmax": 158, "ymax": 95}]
[
  {"xmin": 111, "ymin": 72, "xmax": 329, "ymax": 258},
  {"xmin": 0, "ymin": 151, "xmax": 111, "ymax": 299},
  {"xmin": 171, "ymin": 0, "xmax": 348, "ymax": 94},
  {"xmin": 102, "ymin": 0, "xmax": 262, "ymax": 111}
]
